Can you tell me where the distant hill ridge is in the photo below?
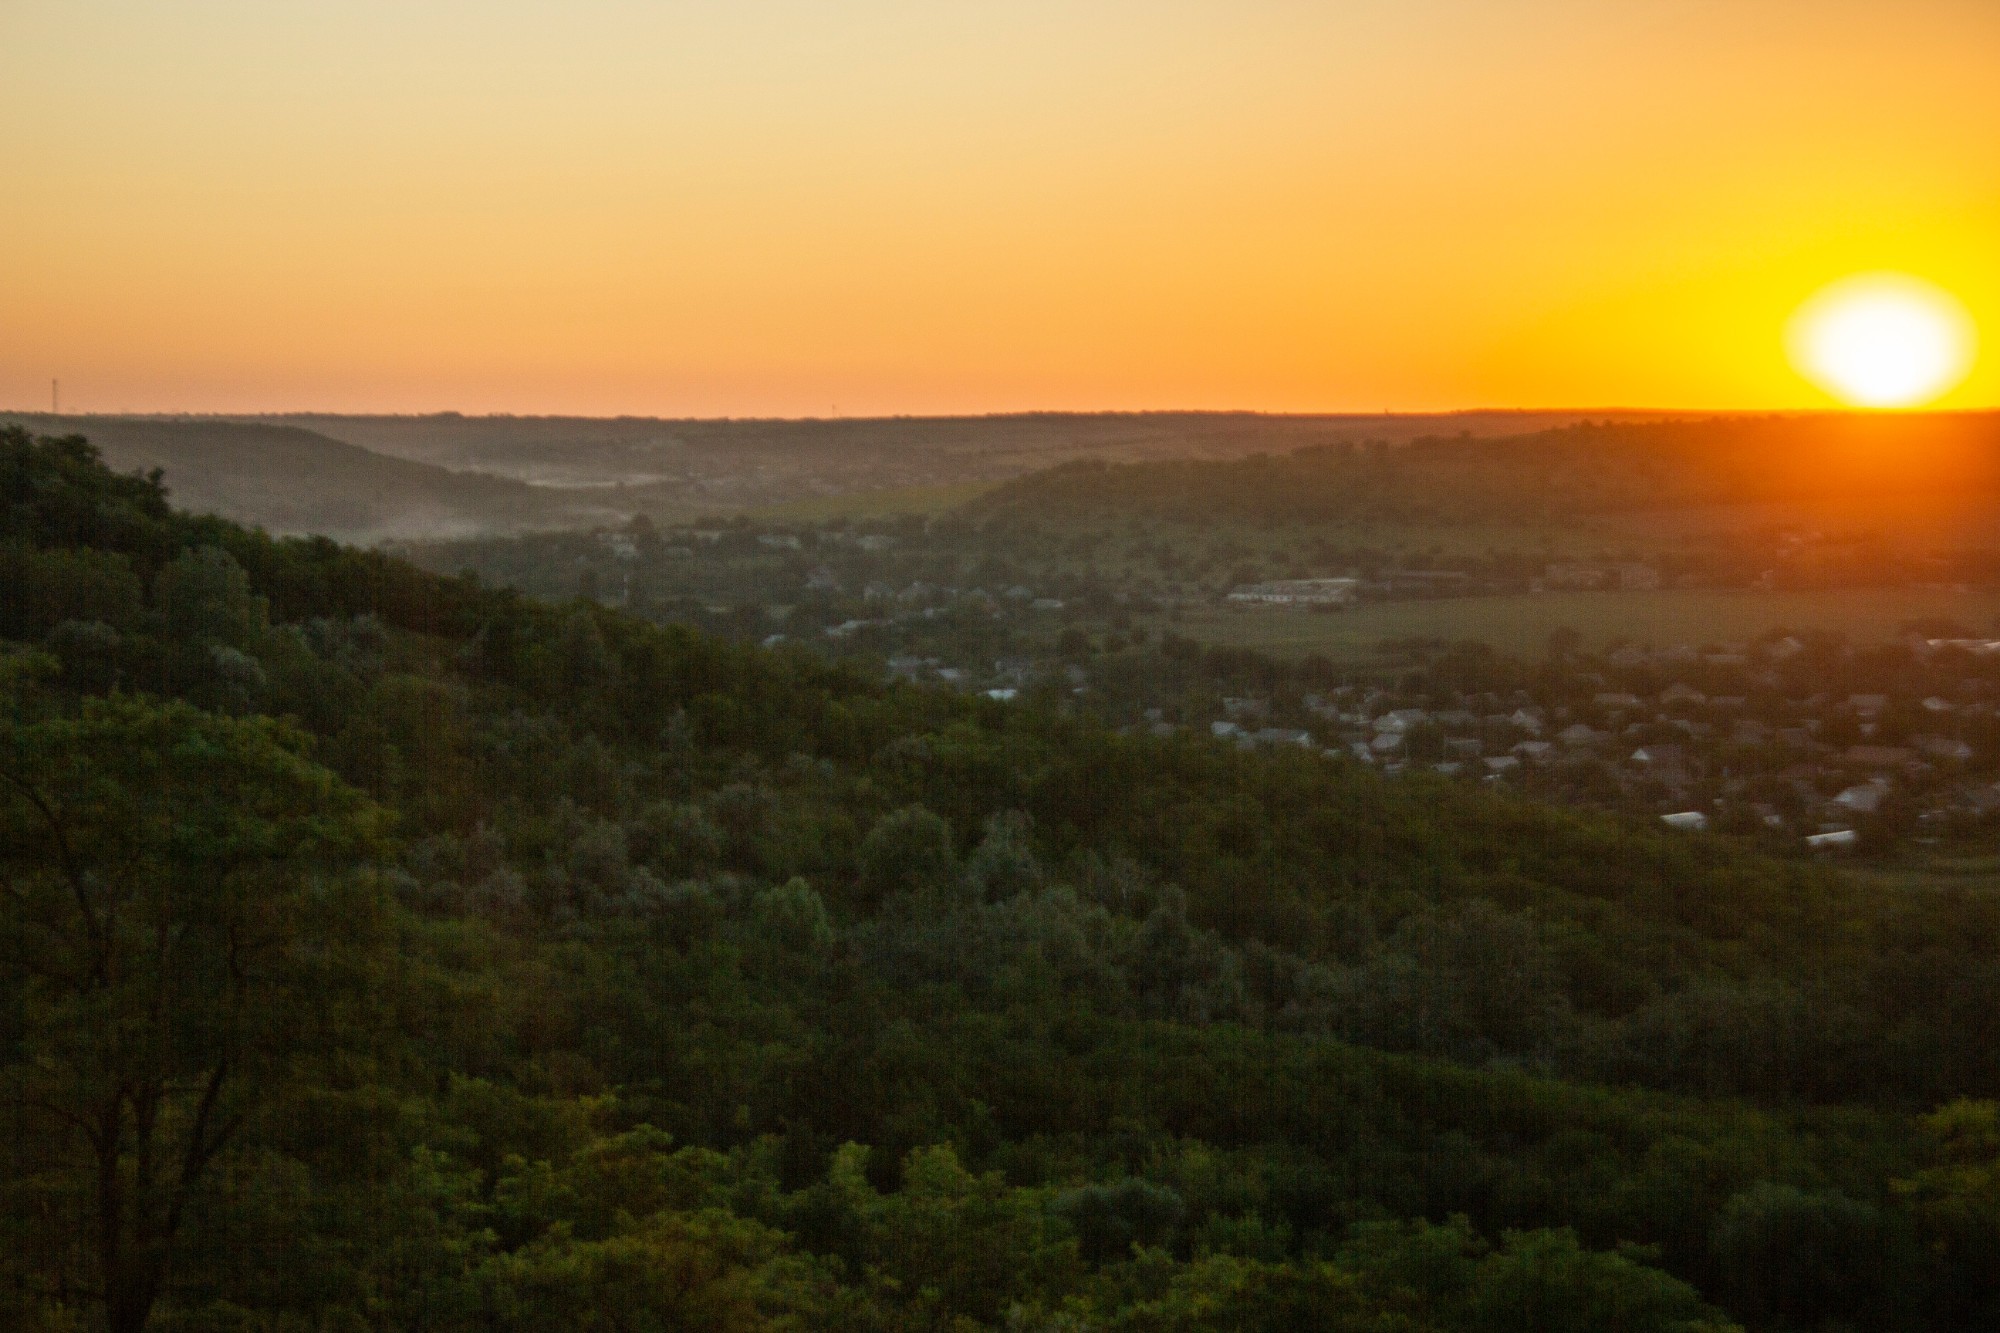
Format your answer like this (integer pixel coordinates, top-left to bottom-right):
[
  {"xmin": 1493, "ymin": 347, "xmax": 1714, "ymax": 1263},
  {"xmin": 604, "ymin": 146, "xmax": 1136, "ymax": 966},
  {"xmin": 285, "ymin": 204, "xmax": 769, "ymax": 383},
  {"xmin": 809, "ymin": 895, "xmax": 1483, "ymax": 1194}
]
[
  {"xmin": 967, "ymin": 413, "xmax": 2000, "ymax": 526},
  {"xmin": 241, "ymin": 407, "xmax": 1702, "ymax": 476},
  {"xmin": 0, "ymin": 414, "xmax": 615, "ymax": 544},
  {"xmin": 15, "ymin": 409, "xmax": 1987, "ymax": 544},
  {"xmin": 12, "ymin": 409, "xmax": 1699, "ymax": 533}
]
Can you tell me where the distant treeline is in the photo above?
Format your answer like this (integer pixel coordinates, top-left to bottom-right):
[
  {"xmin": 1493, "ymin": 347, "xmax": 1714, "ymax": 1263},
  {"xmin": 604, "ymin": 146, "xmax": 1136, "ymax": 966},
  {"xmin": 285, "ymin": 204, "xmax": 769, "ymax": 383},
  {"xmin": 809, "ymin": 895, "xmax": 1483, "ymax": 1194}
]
[{"xmin": 969, "ymin": 415, "xmax": 2000, "ymax": 526}]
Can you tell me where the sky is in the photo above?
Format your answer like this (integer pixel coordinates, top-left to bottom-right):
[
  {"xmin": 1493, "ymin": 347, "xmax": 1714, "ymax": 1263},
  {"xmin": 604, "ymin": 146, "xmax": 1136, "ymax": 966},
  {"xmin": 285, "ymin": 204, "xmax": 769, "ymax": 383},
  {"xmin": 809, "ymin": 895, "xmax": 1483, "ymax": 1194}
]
[{"xmin": 1, "ymin": 0, "xmax": 1996, "ymax": 417}]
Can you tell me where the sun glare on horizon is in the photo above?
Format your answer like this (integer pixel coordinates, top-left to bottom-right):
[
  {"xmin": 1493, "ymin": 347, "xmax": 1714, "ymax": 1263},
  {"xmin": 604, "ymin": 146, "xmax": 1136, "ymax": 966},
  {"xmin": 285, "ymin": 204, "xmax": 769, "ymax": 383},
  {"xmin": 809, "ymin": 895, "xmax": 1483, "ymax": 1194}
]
[{"xmin": 1787, "ymin": 274, "xmax": 1977, "ymax": 409}]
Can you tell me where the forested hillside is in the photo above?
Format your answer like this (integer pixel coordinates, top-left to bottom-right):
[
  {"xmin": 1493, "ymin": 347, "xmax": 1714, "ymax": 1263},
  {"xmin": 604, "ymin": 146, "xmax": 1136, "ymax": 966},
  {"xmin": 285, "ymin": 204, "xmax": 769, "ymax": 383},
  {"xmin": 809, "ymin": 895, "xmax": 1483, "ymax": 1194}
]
[
  {"xmin": 7, "ymin": 423, "xmax": 2000, "ymax": 1331},
  {"xmin": 0, "ymin": 416, "xmax": 613, "ymax": 543},
  {"xmin": 973, "ymin": 415, "xmax": 2000, "ymax": 530}
]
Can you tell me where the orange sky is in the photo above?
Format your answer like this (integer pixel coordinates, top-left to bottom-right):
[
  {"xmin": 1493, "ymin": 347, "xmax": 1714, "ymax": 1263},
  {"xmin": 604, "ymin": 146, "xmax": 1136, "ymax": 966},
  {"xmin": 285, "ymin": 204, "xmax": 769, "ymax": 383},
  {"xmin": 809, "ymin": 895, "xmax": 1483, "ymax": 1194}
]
[{"xmin": 2, "ymin": 0, "xmax": 1995, "ymax": 416}]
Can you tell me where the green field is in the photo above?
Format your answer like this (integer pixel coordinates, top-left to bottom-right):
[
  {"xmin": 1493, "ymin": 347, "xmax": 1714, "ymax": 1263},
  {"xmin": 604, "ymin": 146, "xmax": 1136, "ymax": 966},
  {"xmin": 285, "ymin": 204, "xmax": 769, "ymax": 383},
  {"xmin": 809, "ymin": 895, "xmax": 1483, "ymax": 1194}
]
[{"xmin": 1154, "ymin": 586, "xmax": 2000, "ymax": 661}]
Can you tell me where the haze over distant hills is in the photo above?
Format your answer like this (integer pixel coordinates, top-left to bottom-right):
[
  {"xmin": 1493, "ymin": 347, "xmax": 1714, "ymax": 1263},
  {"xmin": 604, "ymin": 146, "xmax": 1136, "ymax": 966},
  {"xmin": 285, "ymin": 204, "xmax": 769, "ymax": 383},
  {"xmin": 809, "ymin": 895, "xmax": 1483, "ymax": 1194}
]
[
  {"xmin": 0, "ymin": 414, "xmax": 622, "ymax": 545},
  {"xmin": 4, "ymin": 409, "xmax": 1700, "ymax": 543},
  {"xmin": 244, "ymin": 409, "xmax": 1695, "ymax": 500}
]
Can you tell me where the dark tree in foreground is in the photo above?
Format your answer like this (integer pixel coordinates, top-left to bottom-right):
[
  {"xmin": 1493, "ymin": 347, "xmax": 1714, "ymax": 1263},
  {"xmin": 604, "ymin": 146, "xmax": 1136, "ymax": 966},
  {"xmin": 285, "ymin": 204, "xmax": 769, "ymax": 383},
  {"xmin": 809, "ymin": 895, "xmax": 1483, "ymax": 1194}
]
[{"xmin": 0, "ymin": 686, "xmax": 385, "ymax": 1333}]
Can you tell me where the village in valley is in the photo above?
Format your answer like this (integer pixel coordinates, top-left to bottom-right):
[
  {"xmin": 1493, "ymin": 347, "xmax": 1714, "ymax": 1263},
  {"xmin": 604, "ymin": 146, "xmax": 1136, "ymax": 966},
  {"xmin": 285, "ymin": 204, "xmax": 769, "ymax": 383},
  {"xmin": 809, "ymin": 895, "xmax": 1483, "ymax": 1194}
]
[
  {"xmin": 412, "ymin": 511, "xmax": 2000, "ymax": 859},
  {"xmin": 1202, "ymin": 630, "xmax": 2000, "ymax": 855}
]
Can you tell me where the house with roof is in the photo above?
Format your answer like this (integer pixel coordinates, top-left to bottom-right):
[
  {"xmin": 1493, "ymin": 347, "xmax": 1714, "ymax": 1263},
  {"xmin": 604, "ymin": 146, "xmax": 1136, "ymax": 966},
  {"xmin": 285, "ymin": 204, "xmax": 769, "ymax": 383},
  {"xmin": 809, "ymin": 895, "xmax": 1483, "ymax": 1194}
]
[
  {"xmin": 1831, "ymin": 780, "xmax": 1890, "ymax": 815},
  {"xmin": 1226, "ymin": 578, "xmax": 1360, "ymax": 607}
]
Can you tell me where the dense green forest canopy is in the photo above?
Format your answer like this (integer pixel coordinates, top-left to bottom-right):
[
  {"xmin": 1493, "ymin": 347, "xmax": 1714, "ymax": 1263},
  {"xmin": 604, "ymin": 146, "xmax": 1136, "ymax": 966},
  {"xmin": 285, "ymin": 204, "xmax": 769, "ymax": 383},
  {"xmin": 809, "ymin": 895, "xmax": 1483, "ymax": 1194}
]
[
  {"xmin": 5, "ymin": 424, "xmax": 2000, "ymax": 1331},
  {"xmin": 971, "ymin": 415, "xmax": 2000, "ymax": 528}
]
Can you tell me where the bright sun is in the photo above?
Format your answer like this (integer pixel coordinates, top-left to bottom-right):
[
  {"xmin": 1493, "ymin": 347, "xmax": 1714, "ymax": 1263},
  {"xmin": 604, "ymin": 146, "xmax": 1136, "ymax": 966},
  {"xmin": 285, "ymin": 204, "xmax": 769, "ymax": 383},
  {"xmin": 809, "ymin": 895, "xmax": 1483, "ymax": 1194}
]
[{"xmin": 1787, "ymin": 273, "xmax": 1976, "ymax": 409}]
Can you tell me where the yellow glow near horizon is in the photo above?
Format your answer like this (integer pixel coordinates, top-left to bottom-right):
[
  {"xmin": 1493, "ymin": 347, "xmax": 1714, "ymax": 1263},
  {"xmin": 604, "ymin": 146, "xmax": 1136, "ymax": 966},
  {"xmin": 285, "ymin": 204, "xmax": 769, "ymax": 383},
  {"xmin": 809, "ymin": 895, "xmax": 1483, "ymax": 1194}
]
[
  {"xmin": 1788, "ymin": 275, "xmax": 1977, "ymax": 408},
  {"xmin": 1, "ymin": 1, "xmax": 1997, "ymax": 415}
]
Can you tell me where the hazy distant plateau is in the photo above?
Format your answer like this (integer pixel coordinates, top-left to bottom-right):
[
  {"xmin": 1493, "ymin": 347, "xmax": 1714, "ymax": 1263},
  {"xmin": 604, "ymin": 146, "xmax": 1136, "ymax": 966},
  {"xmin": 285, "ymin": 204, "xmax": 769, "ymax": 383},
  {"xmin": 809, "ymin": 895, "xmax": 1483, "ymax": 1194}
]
[{"xmin": 3, "ymin": 409, "xmax": 1694, "ymax": 544}]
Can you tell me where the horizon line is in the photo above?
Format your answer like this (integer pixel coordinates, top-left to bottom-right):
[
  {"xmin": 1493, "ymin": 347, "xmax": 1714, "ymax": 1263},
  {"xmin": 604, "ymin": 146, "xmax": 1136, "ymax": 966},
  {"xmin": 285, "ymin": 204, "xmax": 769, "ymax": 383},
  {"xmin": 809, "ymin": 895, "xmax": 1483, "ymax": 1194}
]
[{"xmin": 8, "ymin": 405, "xmax": 1999, "ymax": 426}]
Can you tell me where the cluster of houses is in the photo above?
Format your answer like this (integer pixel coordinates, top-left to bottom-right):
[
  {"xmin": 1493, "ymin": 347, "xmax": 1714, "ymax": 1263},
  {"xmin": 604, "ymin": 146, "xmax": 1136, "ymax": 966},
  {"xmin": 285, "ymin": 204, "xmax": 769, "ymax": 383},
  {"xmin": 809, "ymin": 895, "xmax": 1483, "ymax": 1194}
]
[
  {"xmin": 765, "ymin": 580, "xmax": 1076, "ymax": 645},
  {"xmin": 574, "ymin": 521, "xmax": 1998, "ymax": 858},
  {"xmin": 1538, "ymin": 562, "xmax": 1664, "ymax": 591},
  {"xmin": 1192, "ymin": 635, "xmax": 2000, "ymax": 852},
  {"xmin": 1225, "ymin": 562, "xmax": 1672, "ymax": 608},
  {"xmin": 1225, "ymin": 578, "xmax": 1361, "ymax": 607}
]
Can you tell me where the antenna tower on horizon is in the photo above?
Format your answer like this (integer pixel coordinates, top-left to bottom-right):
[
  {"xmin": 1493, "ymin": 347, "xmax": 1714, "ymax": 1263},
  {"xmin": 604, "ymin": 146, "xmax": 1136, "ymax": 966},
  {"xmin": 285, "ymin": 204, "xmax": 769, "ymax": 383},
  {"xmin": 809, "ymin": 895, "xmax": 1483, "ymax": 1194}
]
[{"xmin": 51, "ymin": 379, "xmax": 60, "ymax": 415}]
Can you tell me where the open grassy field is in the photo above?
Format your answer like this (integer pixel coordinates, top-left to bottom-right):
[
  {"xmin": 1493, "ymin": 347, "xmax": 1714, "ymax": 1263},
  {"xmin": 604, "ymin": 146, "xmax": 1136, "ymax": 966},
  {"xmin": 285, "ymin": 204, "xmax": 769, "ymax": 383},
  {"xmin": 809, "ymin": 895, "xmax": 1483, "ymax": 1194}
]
[{"xmin": 1154, "ymin": 586, "xmax": 2000, "ymax": 662}]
